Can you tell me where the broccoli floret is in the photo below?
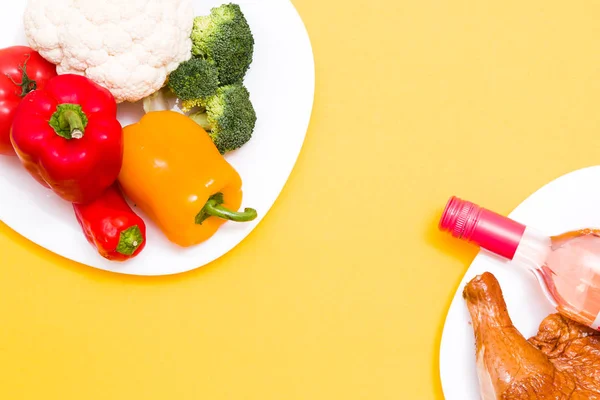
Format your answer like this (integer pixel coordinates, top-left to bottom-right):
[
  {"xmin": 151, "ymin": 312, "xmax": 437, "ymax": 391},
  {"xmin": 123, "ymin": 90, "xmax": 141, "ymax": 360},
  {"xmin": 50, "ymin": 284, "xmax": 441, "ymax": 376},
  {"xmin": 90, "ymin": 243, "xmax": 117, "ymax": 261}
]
[
  {"xmin": 167, "ymin": 57, "xmax": 219, "ymax": 101},
  {"xmin": 189, "ymin": 84, "xmax": 256, "ymax": 154},
  {"xmin": 191, "ymin": 3, "xmax": 254, "ymax": 86}
]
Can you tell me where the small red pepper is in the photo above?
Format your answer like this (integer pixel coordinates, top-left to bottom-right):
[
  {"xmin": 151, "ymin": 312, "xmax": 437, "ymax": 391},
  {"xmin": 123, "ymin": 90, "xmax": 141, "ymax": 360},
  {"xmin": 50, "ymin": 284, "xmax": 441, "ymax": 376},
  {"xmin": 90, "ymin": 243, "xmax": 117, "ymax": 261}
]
[
  {"xmin": 73, "ymin": 185, "xmax": 146, "ymax": 262},
  {"xmin": 10, "ymin": 74, "xmax": 123, "ymax": 204}
]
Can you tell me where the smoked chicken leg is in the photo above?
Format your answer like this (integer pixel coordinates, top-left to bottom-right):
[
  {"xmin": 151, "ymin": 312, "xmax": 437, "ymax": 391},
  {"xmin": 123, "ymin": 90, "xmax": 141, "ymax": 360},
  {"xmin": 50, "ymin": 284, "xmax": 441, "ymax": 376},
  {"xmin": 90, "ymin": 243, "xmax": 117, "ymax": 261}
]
[{"xmin": 464, "ymin": 272, "xmax": 600, "ymax": 399}]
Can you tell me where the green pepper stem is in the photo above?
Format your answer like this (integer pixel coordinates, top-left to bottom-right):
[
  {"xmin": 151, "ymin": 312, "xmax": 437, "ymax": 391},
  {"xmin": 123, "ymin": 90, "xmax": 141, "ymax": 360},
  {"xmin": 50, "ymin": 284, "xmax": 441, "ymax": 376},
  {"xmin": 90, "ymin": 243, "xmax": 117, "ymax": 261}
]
[
  {"xmin": 49, "ymin": 104, "xmax": 89, "ymax": 140},
  {"xmin": 116, "ymin": 226, "xmax": 144, "ymax": 256},
  {"xmin": 205, "ymin": 202, "xmax": 258, "ymax": 222},
  {"xmin": 63, "ymin": 110, "xmax": 84, "ymax": 139},
  {"xmin": 195, "ymin": 192, "xmax": 257, "ymax": 225}
]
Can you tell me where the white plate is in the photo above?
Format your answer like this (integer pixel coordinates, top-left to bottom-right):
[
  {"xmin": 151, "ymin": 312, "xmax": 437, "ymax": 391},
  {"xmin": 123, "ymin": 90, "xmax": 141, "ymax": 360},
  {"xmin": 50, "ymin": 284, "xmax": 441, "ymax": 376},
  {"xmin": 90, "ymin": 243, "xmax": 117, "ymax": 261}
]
[
  {"xmin": 440, "ymin": 166, "xmax": 600, "ymax": 399},
  {"xmin": 0, "ymin": 0, "xmax": 315, "ymax": 275}
]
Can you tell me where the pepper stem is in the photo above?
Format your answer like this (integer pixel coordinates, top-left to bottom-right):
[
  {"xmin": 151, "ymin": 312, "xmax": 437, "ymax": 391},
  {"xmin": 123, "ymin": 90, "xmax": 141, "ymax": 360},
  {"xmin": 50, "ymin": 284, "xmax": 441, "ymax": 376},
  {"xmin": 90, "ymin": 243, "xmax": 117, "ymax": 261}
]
[
  {"xmin": 116, "ymin": 226, "xmax": 144, "ymax": 256},
  {"xmin": 49, "ymin": 104, "xmax": 89, "ymax": 140},
  {"xmin": 5, "ymin": 54, "xmax": 37, "ymax": 97},
  {"xmin": 195, "ymin": 193, "xmax": 258, "ymax": 225},
  {"xmin": 64, "ymin": 110, "xmax": 84, "ymax": 139}
]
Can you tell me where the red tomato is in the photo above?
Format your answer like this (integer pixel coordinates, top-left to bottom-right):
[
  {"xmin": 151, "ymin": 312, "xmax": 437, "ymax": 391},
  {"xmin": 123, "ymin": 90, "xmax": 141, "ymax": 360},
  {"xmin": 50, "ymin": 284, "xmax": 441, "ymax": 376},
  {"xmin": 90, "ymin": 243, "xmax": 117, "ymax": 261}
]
[{"xmin": 0, "ymin": 46, "xmax": 56, "ymax": 155}]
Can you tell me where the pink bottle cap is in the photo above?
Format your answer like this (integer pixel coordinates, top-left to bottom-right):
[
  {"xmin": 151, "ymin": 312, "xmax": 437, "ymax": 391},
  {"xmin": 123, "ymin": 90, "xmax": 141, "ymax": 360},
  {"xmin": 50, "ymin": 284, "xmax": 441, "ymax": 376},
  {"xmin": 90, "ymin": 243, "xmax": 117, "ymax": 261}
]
[{"xmin": 439, "ymin": 196, "xmax": 526, "ymax": 260}]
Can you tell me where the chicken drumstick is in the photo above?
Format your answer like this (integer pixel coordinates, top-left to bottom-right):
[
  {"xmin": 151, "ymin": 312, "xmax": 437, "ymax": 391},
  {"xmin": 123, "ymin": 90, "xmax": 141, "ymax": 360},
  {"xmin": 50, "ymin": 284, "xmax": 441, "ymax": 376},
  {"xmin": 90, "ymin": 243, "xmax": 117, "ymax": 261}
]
[{"xmin": 464, "ymin": 272, "xmax": 600, "ymax": 399}]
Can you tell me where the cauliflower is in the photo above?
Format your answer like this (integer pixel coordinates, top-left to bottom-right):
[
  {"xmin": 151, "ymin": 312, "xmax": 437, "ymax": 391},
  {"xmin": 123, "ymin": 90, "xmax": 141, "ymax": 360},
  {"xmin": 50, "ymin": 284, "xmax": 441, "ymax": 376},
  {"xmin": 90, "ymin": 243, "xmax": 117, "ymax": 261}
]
[{"xmin": 23, "ymin": 0, "xmax": 194, "ymax": 103}]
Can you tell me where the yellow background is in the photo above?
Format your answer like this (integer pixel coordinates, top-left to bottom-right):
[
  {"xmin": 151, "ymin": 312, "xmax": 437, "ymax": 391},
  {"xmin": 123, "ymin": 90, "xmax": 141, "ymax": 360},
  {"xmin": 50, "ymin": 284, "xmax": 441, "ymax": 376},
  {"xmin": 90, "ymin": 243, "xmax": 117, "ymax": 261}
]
[{"xmin": 2, "ymin": 0, "xmax": 600, "ymax": 398}]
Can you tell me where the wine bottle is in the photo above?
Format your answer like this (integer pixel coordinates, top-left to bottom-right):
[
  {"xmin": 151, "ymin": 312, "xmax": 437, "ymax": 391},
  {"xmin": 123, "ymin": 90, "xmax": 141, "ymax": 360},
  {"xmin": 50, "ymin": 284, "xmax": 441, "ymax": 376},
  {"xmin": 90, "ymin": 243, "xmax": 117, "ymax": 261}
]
[{"xmin": 440, "ymin": 196, "xmax": 600, "ymax": 329}]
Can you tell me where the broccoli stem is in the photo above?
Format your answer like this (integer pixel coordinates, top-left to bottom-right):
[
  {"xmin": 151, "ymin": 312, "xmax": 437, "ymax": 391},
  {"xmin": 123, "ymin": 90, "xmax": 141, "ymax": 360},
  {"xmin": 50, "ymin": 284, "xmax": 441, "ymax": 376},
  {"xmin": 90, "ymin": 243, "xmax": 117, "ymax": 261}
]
[{"xmin": 189, "ymin": 112, "xmax": 213, "ymax": 132}]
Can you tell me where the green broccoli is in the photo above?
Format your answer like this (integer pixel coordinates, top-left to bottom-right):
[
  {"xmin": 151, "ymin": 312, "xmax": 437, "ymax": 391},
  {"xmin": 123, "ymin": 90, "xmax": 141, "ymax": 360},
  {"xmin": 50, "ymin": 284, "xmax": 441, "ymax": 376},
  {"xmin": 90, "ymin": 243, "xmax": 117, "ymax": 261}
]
[
  {"xmin": 191, "ymin": 3, "xmax": 254, "ymax": 86},
  {"xmin": 167, "ymin": 57, "xmax": 219, "ymax": 101},
  {"xmin": 188, "ymin": 84, "xmax": 257, "ymax": 154}
]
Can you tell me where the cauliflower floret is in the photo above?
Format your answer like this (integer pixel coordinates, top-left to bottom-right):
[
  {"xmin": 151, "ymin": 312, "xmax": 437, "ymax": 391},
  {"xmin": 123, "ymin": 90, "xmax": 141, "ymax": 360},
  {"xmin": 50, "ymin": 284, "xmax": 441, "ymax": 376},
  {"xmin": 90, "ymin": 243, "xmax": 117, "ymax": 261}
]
[{"xmin": 23, "ymin": 0, "xmax": 194, "ymax": 103}]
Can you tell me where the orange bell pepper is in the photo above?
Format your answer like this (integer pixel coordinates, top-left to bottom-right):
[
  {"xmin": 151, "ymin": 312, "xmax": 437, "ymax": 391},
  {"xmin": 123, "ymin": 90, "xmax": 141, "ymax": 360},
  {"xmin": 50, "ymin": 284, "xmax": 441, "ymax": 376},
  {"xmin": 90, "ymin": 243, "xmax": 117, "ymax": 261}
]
[{"xmin": 118, "ymin": 111, "xmax": 257, "ymax": 247}]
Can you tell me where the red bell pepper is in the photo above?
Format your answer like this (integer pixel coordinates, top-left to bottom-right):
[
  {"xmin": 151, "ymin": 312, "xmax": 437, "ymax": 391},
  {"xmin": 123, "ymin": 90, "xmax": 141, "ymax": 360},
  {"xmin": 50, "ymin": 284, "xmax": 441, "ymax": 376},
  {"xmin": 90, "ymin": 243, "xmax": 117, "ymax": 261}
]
[
  {"xmin": 10, "ymin": 74, "xmax": 122, "ymax": 204},
  {"xmin": 73, "ymin": 185, "xmax": 146, "ymax": 262},
  {"xmin": 0, "ymin": 46, "xmax": 56, "ymax": 155}
]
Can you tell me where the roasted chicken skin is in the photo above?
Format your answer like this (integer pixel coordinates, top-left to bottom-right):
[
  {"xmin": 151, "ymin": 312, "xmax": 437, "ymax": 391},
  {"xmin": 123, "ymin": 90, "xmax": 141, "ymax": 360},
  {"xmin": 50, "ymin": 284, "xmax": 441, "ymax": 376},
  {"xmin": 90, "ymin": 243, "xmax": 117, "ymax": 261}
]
[{"xmin": 464, "ymin": 272, "xmax": 600, "ymax": 399}]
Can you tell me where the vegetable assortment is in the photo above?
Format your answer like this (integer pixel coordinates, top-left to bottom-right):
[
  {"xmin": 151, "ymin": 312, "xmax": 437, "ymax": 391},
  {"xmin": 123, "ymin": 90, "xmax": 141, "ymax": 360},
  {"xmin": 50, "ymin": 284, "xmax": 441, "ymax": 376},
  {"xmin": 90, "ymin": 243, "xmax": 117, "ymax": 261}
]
[{"xmin": 0, "ymin": 2, "xmax": 259, "ymax": 264}]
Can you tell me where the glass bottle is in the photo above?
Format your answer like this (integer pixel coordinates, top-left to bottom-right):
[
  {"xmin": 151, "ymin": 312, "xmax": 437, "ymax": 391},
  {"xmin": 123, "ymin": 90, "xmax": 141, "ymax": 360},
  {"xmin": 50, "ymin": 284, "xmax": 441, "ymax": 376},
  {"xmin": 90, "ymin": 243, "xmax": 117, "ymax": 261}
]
[{"xmin": 440, "ymin": 196, "xmax": 600, "ymax": 329}]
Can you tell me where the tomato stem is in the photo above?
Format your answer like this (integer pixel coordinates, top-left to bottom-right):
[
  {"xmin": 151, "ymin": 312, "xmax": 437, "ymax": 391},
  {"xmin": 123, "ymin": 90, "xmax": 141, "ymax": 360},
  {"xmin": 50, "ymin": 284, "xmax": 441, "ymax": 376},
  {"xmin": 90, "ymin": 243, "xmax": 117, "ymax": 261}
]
[{"xmin": 5, "ymin": 54, "xmax": 37, "ymax": 97}]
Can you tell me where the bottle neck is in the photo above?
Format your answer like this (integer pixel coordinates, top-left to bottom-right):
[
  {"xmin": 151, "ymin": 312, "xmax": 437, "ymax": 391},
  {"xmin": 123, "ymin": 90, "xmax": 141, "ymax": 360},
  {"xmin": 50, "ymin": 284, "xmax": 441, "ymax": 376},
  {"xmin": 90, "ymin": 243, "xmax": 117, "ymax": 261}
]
[{"xmin": 439, "ymin": 196, "xmax": 527, "ymax": 260}]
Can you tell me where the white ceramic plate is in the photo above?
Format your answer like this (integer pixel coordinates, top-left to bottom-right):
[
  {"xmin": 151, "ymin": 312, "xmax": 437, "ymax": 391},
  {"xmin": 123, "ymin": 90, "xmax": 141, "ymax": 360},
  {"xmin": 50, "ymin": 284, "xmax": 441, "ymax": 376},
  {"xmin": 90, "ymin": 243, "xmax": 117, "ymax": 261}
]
[
  {"xmin": 0, "ymin": 0, "xmax": 314, "ymax": 275},
  {"xmin": 439, "ymin": 166, "xmax": 600, "ymax": 398}
]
